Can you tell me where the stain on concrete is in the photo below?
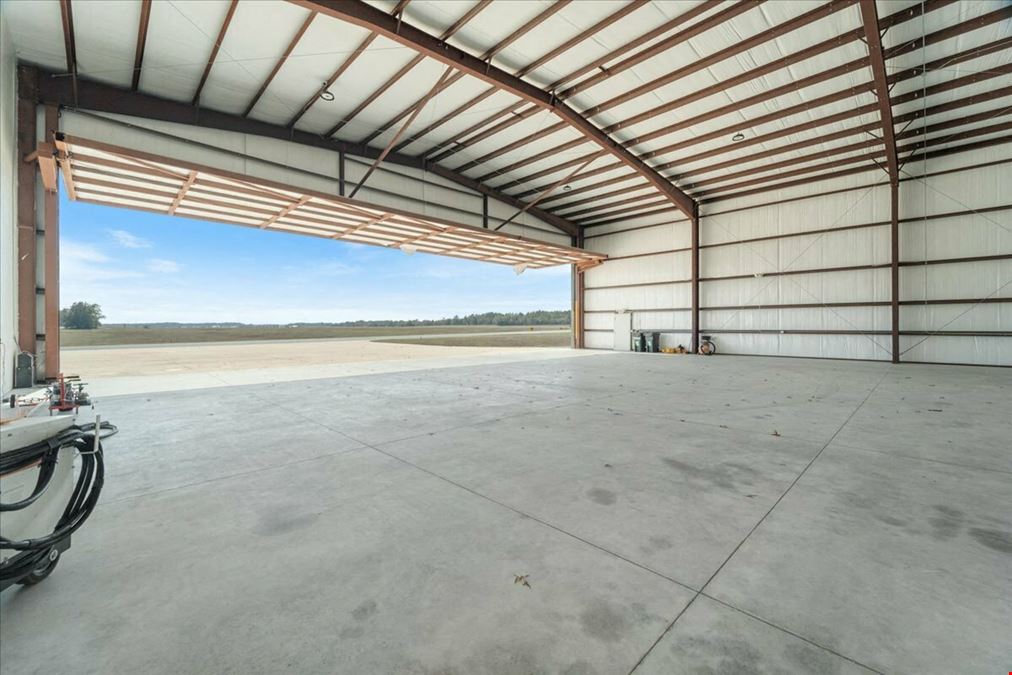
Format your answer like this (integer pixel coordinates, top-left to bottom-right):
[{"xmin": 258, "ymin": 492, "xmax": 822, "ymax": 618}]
[
  {"xmin": 662, "ymin": 457, "xmax": 758, "ymax": 491},
  {"xmin": 784, "ymin": 641, "xmax": 846, "ymax": 674},
  {"xmin": 579, "ymin": 600, "xmax": 627, "ymax": 643},
  {"xmin": 254, "ymin": 507, "xmax": 320, "ymax": 537},
  {"xmin": 339, "ymin": 625, "xmax": 365, "ymax": 639},
  {"xmin": 352, "ymin": 599, "xmax": 378, "ymax": 621},
  {"xmin": 929, "ymin": 505, "xmax": 964, "ymax": 540},
  {"xmin": 672, "ymin": 634, "xmax": 765, "ymax": 675},
  {"xmin": 969, "ymin": 527, "xmax": 1012, "ymax": 553},
  {"xmin": 587, "ymin": 487, "xmax": 616, "ymax": 506},
  {"xmin": 648, "ymin": 536, "xmax": 673, "ymax": 551},
  {"xmin": 560, "ymin": 661, "xmax": 598, "ymax": 675},
  {"xmin": 456, "ymin": 643, "xmax": 546, "ymax": 675},
  {"xmin": 875, "ymin": 513, "xmax": 909, "ymax": 528}
]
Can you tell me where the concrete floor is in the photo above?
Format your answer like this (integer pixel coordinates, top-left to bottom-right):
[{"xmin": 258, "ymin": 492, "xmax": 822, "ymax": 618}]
[
  {"xmin": 1, "ymin": 353, "xmax": 1009, "ymax": 674},
  {"xmin": 63, "ymin": 338, "xmax": 594, "ymax": 397}
]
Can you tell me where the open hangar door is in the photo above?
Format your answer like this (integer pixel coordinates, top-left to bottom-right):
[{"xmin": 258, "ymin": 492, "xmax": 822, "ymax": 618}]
[
  {"xmin": 2, "ymin": 0, "xmax": 1010, "ymax": 392},
  {"xmin": 8, "ymin": 104, "xmax": 604, "ymax": 387}
]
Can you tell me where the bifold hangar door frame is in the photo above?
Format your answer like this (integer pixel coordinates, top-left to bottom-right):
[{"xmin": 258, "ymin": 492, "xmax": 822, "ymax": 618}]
[{"xmin": 36, "ymin": 134, "xmax": 606, "ymax": 269}]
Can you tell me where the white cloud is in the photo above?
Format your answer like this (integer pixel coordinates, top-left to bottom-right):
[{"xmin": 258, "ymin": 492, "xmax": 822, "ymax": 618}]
[
  {"xmin": 62, "ymin": 240, "xmax": 110, "ymax": 265},
  {"xmin": 60, "ymin": 240, "xmax": 141, "ymax": 281},
  {"xmin": 108, "ymin": 229, "xmax": 151, "ymax": 249},
  {"xmin": 147, "ymin": 258, "xmax": 181, "ymax": 273}
]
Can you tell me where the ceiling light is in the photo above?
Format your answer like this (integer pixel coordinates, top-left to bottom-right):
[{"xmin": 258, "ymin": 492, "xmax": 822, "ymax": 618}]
[
  {"xmin": 563, "ymin": 184, "xmax": 572, "ymax": 191},
  {"xmin": 732, "ymin": 132, "xmax": 745, "ymax": 142},
  {"xmin": 399, "ymin": 243, "xmax": 417, "ymax": 255},
  {"xmin": 319, "ymin": 85, "xmax": 335, "ymax": 102},
  {"xmin": 513, "ymin": 263, "xmax": 529, "ymax": 275}
]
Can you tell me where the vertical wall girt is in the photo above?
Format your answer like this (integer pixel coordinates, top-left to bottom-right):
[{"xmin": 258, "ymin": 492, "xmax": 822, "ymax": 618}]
[
  {"xmin": 859, "ymin": 0, "xmax": 901, "ymax": 363},
  {"xmin": 691, "ymin": 203, "xmax": 700, "ymax": 353},
  {"xmin": 43, "ymin": 106, "xmax": 60, "ymax": 378},
  {"xmin": 16, "ymin": 67, "xmax": 38, "ymax": 368}
]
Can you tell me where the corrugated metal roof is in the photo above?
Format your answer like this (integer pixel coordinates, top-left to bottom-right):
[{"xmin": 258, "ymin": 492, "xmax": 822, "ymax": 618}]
[{"xmin": 3, "ymin": 0, "xmax": 1009, "ymax": 227}]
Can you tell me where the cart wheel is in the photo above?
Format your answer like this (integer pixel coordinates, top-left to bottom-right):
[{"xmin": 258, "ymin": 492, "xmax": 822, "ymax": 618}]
[
  {"xmin": 698, "ymin": 339, "xmax": 716, "ymax": 356},
  {"xmin": 17, "ymin": 548, "xmax": 60, "ymax": 586}
]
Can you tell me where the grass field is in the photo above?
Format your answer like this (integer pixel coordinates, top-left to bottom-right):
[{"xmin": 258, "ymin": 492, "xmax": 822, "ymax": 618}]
[
  {"xmin": 60, "ymin": 325, "xmax": 569, "ymax": 347},
  {"xmin": 377, "ymin": 331, "xmax": 572, "ymax": 348}
]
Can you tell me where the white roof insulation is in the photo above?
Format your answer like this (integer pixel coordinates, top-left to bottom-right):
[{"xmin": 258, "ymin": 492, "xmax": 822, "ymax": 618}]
[{"xmin": 3, "ymin": 0, "xmax": 1010, "ymax": 227}]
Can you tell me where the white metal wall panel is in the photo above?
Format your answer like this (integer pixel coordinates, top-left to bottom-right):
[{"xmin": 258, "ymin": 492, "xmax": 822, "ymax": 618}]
[
  {"xmin": 0, "ymin": 11, "xmax": 17, "ymax": 393},
  {"xmin": 899, "ymin": 337, "xmax": 1011, "ymax": 366},
  {"xmin": 902, "ymin": 303, "xmax": 1008, "ymax": 334},
  {"xmin": 585, "ymin": 252, "xmax": 690, "ymax": 288},
  {"xmin": 702, "ymin": 185, "xmax": 889, "ymax": 245},
  {"xmin": 585, "ymin": 221, "xmax": 691, "ymax": 257},
  {"xmin": 703, "ymin": 307, "xmax": 890, "ymax": 333},
  {"xmin": 584, "ymin": 283, "xmax": 690, "ymax": 313},
  {"xmin": 711, "ymin": 333, "xmax": 891, "ymax": 361},
  {"xmin": 584, "ymin": 331, "xmax": 615, "ymax": 350},
  {"xmin": 895, "ymin": 142, "xmax": 1012, "ymax": 364}
]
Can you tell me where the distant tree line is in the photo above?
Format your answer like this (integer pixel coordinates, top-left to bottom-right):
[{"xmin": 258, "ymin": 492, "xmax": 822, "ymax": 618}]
[
  {"xmin": 105, "ymin": 310, "xmax": 571, "ymax": 329},
  {"xmin": 318, "ymin": 310, "xmax": 571, "ymax": 327}
]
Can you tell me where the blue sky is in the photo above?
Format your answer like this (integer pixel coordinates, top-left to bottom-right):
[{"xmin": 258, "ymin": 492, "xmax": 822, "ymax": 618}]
[{"xmin": 59, "ymin": 193, "xmax": 571, "ymax": 324}]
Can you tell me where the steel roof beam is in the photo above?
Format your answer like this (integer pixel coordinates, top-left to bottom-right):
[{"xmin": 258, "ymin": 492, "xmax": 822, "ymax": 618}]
[
  {"xmin": 31, "ymin": 66, "xmax": 578, "ymax": 237},
  {"xmin": 192, "ymin": 0, "xmax": 238, "ymax": 106},
  {"xmin": 566, "ymin": 101, "xmax": 1012, "ymax": 220},
  {"xmin": 349, "ymin": 65, "xmax": 455, "ymax": 198},
  {"xmin": 517, "ymin": 9, "xmax": 1010, "ymax": 202},
  {"xmin": 551, "ymin": 75, "xmax": 1012, "ymax": 215},
  {"xmin": 485, "ymin": 0, "xmax": 952, "ymax": 185},
  {"xmin": 447, "ymin": 0, "xmax": 852, "ymax": 173},
  {"xmin": 692, "ymin": 119, "xmax": 1012, "ymax": 199},
  {"xmin": 58, "ymin": 0, "xmax": 78, "ymax": 104},
  {"xmin": 244, "ymin": 10, "xmax": 316, "ymax": 117},
  {"xmin": 859, "ymin": 0, "xmax": 899, "ymax": 184},
  {"xmin": 326, "ymin": 0, "xmax": 491, "ymax": 139},
  {"xmin": 290, "ymin": 0, "xmax": 696, "ymax": 218},
  {"xmin": 425, "ymin": 0, "xmax": 731, "ymax": 164},
  {"xmin": 131, "ymin": 0, "xmax": 152, "ymax": 91},
  {"xmin": 390, "ymin": 0, "xmax": 647, "ymax": 154},
  {"xmin": 363, "ymin": 0, "xmax": 578, "ymax": 149},
  {"xmin": 286, "ymin": 0, "xmax": 409, "ymax": 129}
]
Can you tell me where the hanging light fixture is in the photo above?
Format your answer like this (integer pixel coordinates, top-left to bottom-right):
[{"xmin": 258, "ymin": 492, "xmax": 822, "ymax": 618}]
[
  {"xmin": 513, "ymin": 263, "xmax": 529, "ymax": 275},
  {"xmin": 319, "ymin": 83, "xmax": 335, "ymax": 102},
  {"xmin": 732, "ymin": 132, "xmax": 746, "ymax": 142},
  {"xmin": 399, "ymin": 243, "xmax": 417, "ymax": 255}
]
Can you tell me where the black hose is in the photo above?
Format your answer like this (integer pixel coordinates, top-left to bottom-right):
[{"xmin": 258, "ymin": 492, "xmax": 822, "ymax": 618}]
[{"xmin": 0, "ymin": 421, "xmax": 116, "ymax": 582}]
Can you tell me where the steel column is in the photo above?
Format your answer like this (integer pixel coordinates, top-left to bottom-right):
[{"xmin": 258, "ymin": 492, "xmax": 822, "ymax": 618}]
[
  {"xmin": 691, "ymin": 204, "xmax": 700, "ymax": 354},
  {"xmin": 43, "ymin": 105, "xmax": 60, "ymax": 379},
  {"xmin": 573, "ymin": 231, "xmax": 586, "ymax": 349},
  {"xmin": 16, "ymin": 67, "xmax": 38, "ymax": 369},
  {"xmin": 861, "ymin": 0, "xmax": 901, "ymax": 363}
]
